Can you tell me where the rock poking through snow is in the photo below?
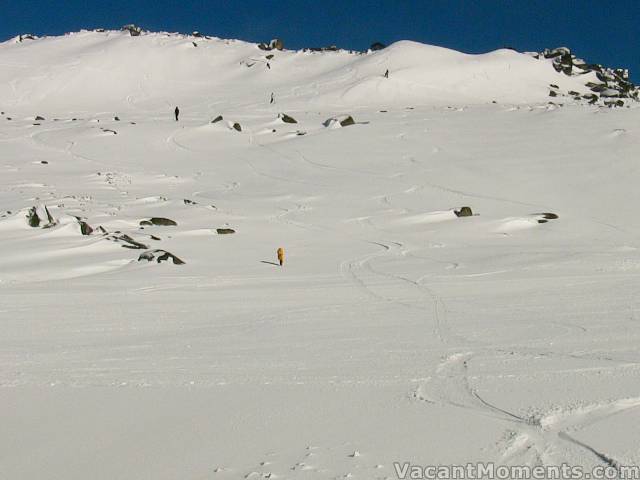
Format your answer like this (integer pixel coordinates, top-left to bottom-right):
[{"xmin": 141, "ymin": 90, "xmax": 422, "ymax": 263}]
[
  {"xmin": 138, "ymin": 249, "xmax": 185, "ymax": 265},
  {"xmin": 140, "ymin": 218, "xmax": 177, "ymax": 226}
]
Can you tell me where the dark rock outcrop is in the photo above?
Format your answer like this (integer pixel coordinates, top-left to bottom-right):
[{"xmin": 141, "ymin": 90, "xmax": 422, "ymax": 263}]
[
  {"xmin": 74, "ymin": 217, "xmax": 94, "ymax": 235},
  {"xmin": 216, "ymin": 228, "xmax": 236, "ymax": 234},
  {"xmin": 279, "ymin": 113, "xmax": 297, "ymax": 124},
  {"xmin": 211, "ymin": 115, "xmax": 223, "ymax": 123},
  {"xmin": 532, "ymin": 47, "xmax": 639, "ymax": 107},
  {"xmin": 454, "ymin": 206, "xmax": 473, "ymax": 217},
  {"xmin": 122, "ymin": 24, "xmax": 142, "ymax": 36},
  {"xmin": 140, "ymin": 217, "xmax": 177, "ymax": 226},
  {"xmin": 369, "ymin": 42, "xmax": 386, "ymax": 51},
  {"xmin": 232, "ymin": 122, "xmax": 242, "ymax": 132},
  {"xmin": 27, "ymin": 207, "xmax": 40, "ymax": 227}
]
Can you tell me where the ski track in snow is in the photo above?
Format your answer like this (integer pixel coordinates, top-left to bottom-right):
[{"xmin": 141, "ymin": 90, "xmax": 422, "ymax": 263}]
[{"xmin": 414, "ymin": 352, "xmax": 640, "ymax": 469}]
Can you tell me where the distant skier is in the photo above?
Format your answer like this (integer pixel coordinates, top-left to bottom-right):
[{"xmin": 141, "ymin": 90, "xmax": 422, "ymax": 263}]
[
  {"xmin": 277, "ymin": 247, "xmax": 284, "ymax": 266},
  {"xmin": 384, "ymin": 69, "xmax": 389, "ymax": 78},
  {"xmin": 270, "ymin": 93, "xmax": 275, "ymax": 104},
  {"xmin": 174, "ymin": 106, "xmax": 180, "ymax": 121}
]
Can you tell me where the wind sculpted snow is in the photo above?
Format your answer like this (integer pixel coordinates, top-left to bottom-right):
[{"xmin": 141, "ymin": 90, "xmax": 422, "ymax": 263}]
[{"xmin": 1, "ymin": 30, "xmax": 640, "ymax": 479}]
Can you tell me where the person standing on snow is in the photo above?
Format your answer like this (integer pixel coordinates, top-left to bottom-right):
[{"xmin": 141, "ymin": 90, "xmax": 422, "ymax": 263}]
[
  {"xmin": 174, "ymin": 106, "xmax": 180, "ymax": 121},
  {"xmin": 277, "ymin": 247, "xmax": 284, "ymax": 266}
]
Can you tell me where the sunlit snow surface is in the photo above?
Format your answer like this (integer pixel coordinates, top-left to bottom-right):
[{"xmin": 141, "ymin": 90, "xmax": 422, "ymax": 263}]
[{"xmin": 1, "ymin": 31, "xmax": 640, "ymax": 479}]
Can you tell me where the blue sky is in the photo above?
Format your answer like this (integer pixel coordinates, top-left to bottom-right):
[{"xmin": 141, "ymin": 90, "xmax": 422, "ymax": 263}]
[{"xmin": 2, "ymin": 0, "xmax": 639, "ymax": 80}]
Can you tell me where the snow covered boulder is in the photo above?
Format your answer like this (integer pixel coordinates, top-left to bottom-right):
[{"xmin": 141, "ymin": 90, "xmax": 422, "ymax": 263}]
[
  {"xmin": 257, "ymin": 38, "xmax": 284, "ymax": 51},
  {"xmin": 107, "ymin": 234, "xmax": 149, "ymax": 250},
  {"xmin": 323, "ymin": 115, "xmax": 356, "ymax": 129},
  {"xmin": 138, "ymin": 249, "xmax": 185, "ymax": 265},
  {"xmin": 270, "ymin": 38, "xmax": 284, "ymax": 51},
  {"xmin": 18, "ymin": 34, "xmax": 37, "ymax": 42}
]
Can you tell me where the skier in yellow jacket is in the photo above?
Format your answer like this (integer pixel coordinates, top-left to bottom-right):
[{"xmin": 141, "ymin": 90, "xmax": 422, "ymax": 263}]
[{"xmin": 277, "ymin": 247, "xmax": 284, "ymax": 266}]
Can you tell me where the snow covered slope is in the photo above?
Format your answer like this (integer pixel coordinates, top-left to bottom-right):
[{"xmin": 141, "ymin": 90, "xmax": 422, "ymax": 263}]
[
  {"xmin": 1, "ymin": 29, "xmax": 640, "ymax": 480},
  {"xmin": 0, "ymin": 29, "xmax": 618, "ymax": 112}
]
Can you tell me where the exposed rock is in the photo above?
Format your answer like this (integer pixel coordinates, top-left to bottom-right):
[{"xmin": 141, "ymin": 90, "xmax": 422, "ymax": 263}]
[
  {"xmin": 114, "ymin": 116, "xmax": 120, "ymax": 121},
  {"xmin": 75, "ymin": 217, "xmax": 94, "ymax": 235},
  {"xmin": 265, "ymin": 54, "xmax": 274, "ymax": 60},
  {"xmin": 232, "ymin": 122, "xmax": 242, "ymax": 132},
  {"xmin": 122, "ymin": 24, "xmax": 142, "ymax": 36},
  {"xmin": 183, "ymin": 199, "xmax": 197, "ymax": 205},
  {"xmin": 140, "ymin": 217, "xmax": 177, "ymax": 226},
  {"xmin": 279, "ymin": 113, "xmax": 297, "ymax": 124},
  {"xmin": 216, "ymin": 228, "xmax": 236, "ymax": 234},
  {"xmin": 211, "ymin": 115, "xmax": 223, "ymax": 123},
  {"xmin": 26, "ymin": 205, "xmax": 56, "ymax": 228},
  {"xmin": 258, "ymin": 38, "xmax": 284, "ymax": 51},
  {"xmin": 532, "ymin": 46, "xmax": 639, "ymax": 107},
  {"xmin": 454, "ymin": 206, "xmax": 473, "ymax": 217},
  {"xmin": 35, "ymin": 115, "xmax": 45, "ymax": 121},
  {"xmin": 369, "ymin": 42, "xmax": 386, "ymax": 51},
  {"xmin": 138, "ymin": 249, "xmax": 185, "ymax": 265},
  {"xmin": 270, "ymin": 38, "xmax": 284, "ymax": 50},
  {"xmin": 42, "ymin": 205, "xmax": 57, "ymax": 228},
  {"xmin": 605, "ymin": 99, "xmax": 625, "ymax": 108},
  {"xmin": 108, "ymin": 233, "xmax": 148, "ymax": 249},
  {"xmin": 542, "ymin": 47, "xmax": 568, "ymax": 59},
  {"xmin": 323, "ymin": 115, "xmax": 356, "ymax": 128},
  {"xmin": 27, "ymin": 207, "xmax": 40, "ymax": 227},
  {"xmin": 339, "ymin": 116, "xmax": 356, "ymax": 127}
]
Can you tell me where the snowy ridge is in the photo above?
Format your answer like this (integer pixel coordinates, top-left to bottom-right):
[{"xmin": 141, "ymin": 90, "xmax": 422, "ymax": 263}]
[{"xmin": 1, "ymin": 29, "xmax": 635, "ymax": 112}]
